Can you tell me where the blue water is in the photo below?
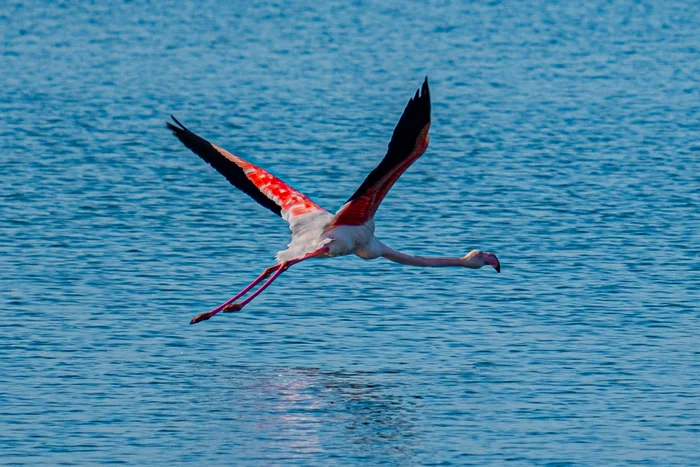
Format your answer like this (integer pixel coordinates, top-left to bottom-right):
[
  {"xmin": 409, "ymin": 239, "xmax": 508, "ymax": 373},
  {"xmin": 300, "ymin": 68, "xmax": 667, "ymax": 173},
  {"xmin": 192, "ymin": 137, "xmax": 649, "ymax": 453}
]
[{"xmin": 2, "ymin": 1, "xmax": 699, "ymax": 465}]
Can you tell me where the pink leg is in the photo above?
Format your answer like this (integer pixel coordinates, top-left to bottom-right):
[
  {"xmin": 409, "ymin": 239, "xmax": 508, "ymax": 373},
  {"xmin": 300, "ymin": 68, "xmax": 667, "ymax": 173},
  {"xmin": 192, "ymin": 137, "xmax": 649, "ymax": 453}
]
[
  {"xmin": 221, "ymin": 246, "xmax": 331, "ymax": 313},
  {"xmin": 189, "ymin": 246, "xmax": 330, "ymax": 325},
  {"xmin": 190, "ymin": 264, "xmax": 281, "ymax": 324},
  {"xmin": 221, "ymin": 263, "xmax": 289, "ymax": 312}
]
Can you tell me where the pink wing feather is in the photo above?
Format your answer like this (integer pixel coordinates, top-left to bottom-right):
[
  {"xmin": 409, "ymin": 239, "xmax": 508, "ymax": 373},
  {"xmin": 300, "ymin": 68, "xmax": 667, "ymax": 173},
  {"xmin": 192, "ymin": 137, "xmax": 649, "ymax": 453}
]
[
  {"xmin": 333, "ymin": 78, "xmax": 431, "ymax": 226},
  {"xmin": 167, "ymin": 117, "xmax": 326, "ymax": 223}
]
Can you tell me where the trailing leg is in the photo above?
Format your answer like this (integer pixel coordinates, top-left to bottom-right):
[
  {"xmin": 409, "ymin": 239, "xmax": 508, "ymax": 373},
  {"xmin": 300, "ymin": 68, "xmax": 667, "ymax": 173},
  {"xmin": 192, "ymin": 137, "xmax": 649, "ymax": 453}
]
[{"xmin": 189, "ymin": 264, "xmax": 281, "ymax": 324}]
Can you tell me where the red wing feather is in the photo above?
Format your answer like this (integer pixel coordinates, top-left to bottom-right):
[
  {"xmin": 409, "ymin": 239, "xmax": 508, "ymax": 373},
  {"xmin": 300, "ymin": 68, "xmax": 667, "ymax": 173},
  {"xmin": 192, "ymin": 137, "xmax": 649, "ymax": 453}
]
[
  {"xmin": 167, "ymin": 117, "xmax": 326, "ymax": 222},
  {"xmin": 334, "ymin": 78, "xmax": 431, "ymax": 226}
]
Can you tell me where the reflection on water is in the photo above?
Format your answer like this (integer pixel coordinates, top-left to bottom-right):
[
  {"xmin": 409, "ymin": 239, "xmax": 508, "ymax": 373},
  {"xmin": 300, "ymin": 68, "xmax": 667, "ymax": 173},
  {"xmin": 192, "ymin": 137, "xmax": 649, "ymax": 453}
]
[{"xmin": 233, "ymin": 367, "xmax": 419, "ymax": 464}]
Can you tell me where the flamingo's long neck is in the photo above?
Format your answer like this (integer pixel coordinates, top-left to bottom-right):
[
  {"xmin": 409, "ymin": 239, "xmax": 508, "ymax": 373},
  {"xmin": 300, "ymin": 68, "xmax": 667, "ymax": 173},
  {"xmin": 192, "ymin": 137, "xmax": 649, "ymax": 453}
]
[{"xmin": 378, "ymin": 243, "xmax": 473, "ymax": 268}]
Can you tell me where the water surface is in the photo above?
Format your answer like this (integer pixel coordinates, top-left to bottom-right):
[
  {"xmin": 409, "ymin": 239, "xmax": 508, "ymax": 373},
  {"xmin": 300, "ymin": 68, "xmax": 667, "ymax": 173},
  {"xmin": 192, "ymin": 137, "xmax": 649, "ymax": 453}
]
[{"xmin": 2, "ymin": 1, "xmax": 699, "ymax": 465}]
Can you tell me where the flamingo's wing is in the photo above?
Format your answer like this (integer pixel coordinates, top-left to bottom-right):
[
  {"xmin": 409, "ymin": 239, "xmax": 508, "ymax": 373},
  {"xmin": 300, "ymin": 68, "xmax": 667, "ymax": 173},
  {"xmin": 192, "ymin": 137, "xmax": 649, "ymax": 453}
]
[
  {"xmin": 167, "ymin": 117, "xmax": 327, "ymax": 222},
  {"xmin": 333, "ymin": 77, "xmax": 431, "ymax": 226}
]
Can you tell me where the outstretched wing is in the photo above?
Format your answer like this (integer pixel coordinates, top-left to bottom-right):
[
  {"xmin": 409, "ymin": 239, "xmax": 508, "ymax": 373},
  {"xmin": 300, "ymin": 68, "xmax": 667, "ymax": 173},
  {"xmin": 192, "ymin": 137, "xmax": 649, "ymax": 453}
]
[
  {"xmin": 167, "ymin": 116, "xmax": 327, "ymax": 222},
  {"xmin": 333, "ymin": 77, "xmax": 431, "ymax": 226}
]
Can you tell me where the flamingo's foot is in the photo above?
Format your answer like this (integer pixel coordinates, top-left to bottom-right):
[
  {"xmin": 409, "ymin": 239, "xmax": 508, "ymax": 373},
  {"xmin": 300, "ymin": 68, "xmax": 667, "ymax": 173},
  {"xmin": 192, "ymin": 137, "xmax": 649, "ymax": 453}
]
[
  {"xmin": 190, "ymin": 311, "xmax": 214, "ymax": 325},
  {"xmin": 222, "ymin": 303, "xmax": 242, "ymax": 313}
]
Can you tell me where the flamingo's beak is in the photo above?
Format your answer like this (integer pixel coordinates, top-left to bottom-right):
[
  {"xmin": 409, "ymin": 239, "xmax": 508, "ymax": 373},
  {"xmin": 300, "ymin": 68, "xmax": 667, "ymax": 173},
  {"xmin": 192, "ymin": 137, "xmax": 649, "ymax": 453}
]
[{"xmin": 484, "ymin": 252, "xmax": 500, "ymax": 273}]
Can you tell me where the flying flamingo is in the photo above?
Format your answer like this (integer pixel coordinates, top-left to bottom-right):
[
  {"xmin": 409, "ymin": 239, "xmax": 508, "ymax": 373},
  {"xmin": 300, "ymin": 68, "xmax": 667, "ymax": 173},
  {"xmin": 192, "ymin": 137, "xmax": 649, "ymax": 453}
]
[{"xmin": 167, "ymin": 77, "xmax": 500, "ymax": 325}]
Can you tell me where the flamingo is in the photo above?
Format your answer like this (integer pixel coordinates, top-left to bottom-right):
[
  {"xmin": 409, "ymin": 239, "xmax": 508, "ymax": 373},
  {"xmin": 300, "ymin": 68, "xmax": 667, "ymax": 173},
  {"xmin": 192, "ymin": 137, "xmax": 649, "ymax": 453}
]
[{"xmin": 167, "ymin": 77, "xmax": 500, "ymax": 325}]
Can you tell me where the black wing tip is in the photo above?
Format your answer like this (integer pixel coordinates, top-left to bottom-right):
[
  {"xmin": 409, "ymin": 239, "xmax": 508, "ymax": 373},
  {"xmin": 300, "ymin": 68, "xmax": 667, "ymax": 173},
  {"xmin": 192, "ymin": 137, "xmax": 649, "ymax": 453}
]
[
  {"xmin": 166, "ymin": 115, "xmax": 187, "ymax": 133},
  {"xmin": 171, "ymin": 115, "xmax": 185, "ymax": 128},
  {"xmin": 345, "ymin": 77, "xmax": 432, "ymax": 204},
  {"xmin": 407, "ymin": 77, "xmax": 431, "ymax": 118},
  {"xmin": 414, "ymin": 77, "xmax": 429, "ymax": 97},
  {"xmin": 409, "ymin": 77, "xmax": 431, "ymax": 124},
  {"xmin": 164, "ymin": 115, "xmax": 284, "ymax": 218}
]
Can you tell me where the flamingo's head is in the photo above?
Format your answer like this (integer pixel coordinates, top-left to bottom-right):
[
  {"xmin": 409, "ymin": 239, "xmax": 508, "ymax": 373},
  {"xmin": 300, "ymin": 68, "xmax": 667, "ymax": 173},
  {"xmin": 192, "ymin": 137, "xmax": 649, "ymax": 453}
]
[{"xmin": 462, "ymin": 250, "xmax": 501, "ymax": 273}]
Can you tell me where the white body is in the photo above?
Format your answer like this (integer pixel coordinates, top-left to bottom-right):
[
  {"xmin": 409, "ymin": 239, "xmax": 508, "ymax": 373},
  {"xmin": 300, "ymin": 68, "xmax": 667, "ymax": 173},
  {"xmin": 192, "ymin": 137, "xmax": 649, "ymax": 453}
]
[
  {"xmin": 277, "ymin": 212, "xmax": 380, "ymax": 263},
  {"xmin": 277, "ymin": 212, "xmax": 497, "ymax": 271}
]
